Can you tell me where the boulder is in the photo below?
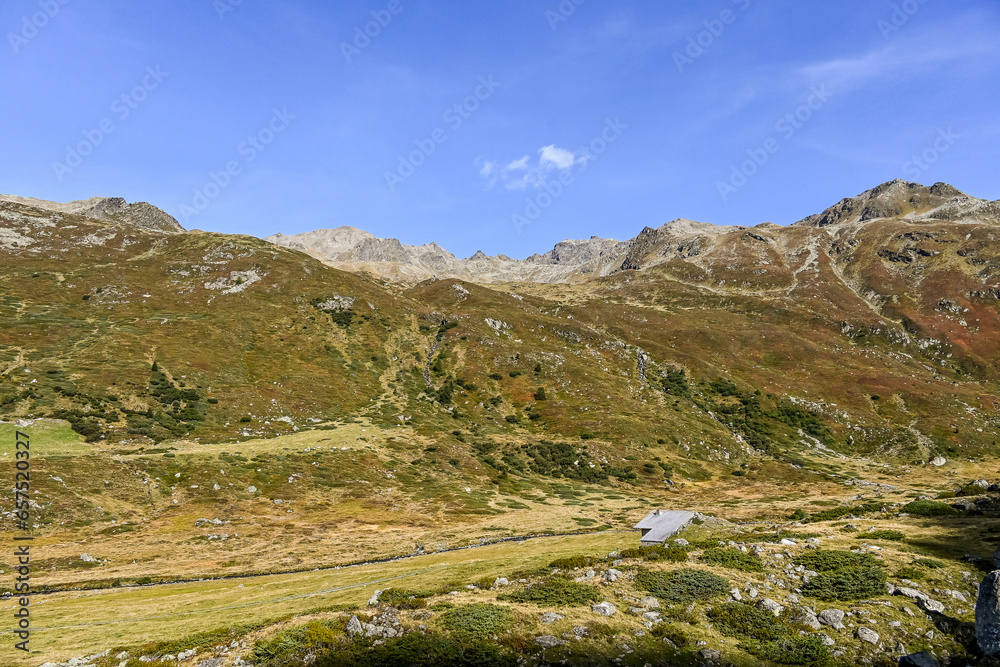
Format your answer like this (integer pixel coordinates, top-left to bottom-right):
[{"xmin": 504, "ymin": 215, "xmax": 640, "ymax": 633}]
[
  {"xmin": 603, "ymin": 568, "xmax": 623, "ymax": 583},
  {"xmin": 592, "ymin": 602, "xmax": 617, "ymax": 617},
  {"xmin": 899, "ymin": 652, "xmax": 938, "ymax": 667},
  {"xmin": 540, "ymin": 612, "xmax": 564, "ymax": 624},
  {"xmin": 493, "ymin": 577, "xmax": 509, "ymax": 587},
  {"xmin": 930, "ymin": 457, "xmax": 947, "ymax": 466},
  {"xmin": 857, "ymin": 627, "xmax": 880, "ymax": 645},
  {"xmin": 758, "ymin": 598, "xmax": 784, "ymax": 617},
  {"xmin": 345, "ymin": 616, "xmax": 364, "ymax": 636},
  {"xmin": 976, "ymin": 571, "xmax": 1000, "ymax": 656},
  {"xmin": 818, "ymin": 609, "xmax": 846, "ymax": 630},
  {"xmin": 639, "ymin": 596, "xmax": 661, "ymax": 609},
  {"xmin": 368, "ymin": 590, "xmax": 383, "ymax": 606}
]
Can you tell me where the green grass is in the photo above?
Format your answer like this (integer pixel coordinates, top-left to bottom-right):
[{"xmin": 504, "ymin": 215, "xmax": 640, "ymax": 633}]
[
  {"xmin": 0, "ymin": 419, "xmax": 87, "ymax": 455},
  {"xmin": 635, "ymin": 568, "xmax": 730, "ymax": 604}
]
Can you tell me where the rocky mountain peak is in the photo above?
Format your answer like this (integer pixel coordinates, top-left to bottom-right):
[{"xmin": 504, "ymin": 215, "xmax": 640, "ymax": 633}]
[
  {"xmin": 794, "ymin": 180, "xmax": 998, "ymax": 228},
  {"xmin": 0, "ymin": 194, "xmax": 184, "ymax": 233}
]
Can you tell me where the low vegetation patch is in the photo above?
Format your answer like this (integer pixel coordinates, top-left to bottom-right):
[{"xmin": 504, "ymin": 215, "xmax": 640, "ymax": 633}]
[
  {"xmin": 635, "ymin": 568, "xmax": 730, "ymax": 604},
  {"xmin": 859, "ymin": 529, "xmax": 904, "ymax": 541},
  {"xmin": 699, "ymin": 548, "xmax": 764, "ymax": 572},
  {"xmin": 619, "ymin": 545, "xmax": 688, "ymax": 563},
  {"xmin": 902, "ymin": 500, "xmax": 959, "ymax": 517},
  {"xmin": 439, "ymin": 603, "xmax": 513, "ymax": 639},
  {"xmin": 497, "ymin": 577, "xmax": 601, "ymax": 606},
  {"xmin": 708, "ymin": 602, "xmax": 829, "ymax": 665}
]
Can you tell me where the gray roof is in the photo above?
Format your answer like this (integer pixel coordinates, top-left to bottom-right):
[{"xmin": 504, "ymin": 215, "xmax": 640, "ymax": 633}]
[{"xmin": 634, "ymin": 510, "xmax": 697, "ymax": 544}]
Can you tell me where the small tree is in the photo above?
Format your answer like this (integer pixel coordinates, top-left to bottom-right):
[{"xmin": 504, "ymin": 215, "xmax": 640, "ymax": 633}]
[{"xmin": 534, "ymin": 387, "xmax": 547, "ymax": 401}]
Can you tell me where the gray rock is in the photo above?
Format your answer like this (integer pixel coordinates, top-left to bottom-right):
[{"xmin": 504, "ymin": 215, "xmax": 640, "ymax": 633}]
[
  {"xmin": 793, "ymin": 609, "xmax": 822, "ymax": 630},
  {"xmin": 603, "ymin": 568, "xmax": 623, "ymax": 583},
  {"xmin": 196, "ymin": 660, "xmax": 223, "ymax": 667},
  {"xmin": 758, "ymin": 598, "xmax": 784, "ymax": 617},
  {"xmin": 592, "ymin": 602, "xmax": 617, "ymax": 617},
  {"xmin": 894, "ymin": 587, "xmax": 945, "ymax": 613},
  {"xmin": 345, "ymin": 616, "xmax": 364, "ymax": 636},
  {"xmin": 977, "ymin": 571, "xmax": 1000, "ymax": 656},
  {"xmin": 368, "ymin": 590, "xmax": 383, "ymax": 606},
  {"xmin": 674, "ymin": 538, "xmax": 689, "ymax": 546},
  {"xmin": 700, "ymin": 649, "xmax": 722, "ymax": 661},
  {"xmin": 818, "ymin": 609, "xmax": 846, "ymax": 630},
  {"xmin": 540, "ymin": 612, "xmax": 564, "ymax": 624},
  {"xmin": 493, "ymin": 577, "xmax": 509, "ymax": 587},
  {"xmin": 817, "ymin": 633, "xmax": 835, "ymax": 646},
  {"xmin": 573, "ymin": 626, "xmax": 589, "ymax": 637},
  {"xmin": 639, "ymin": 596, "xmax": 661, "ymax": 609},
  {"xmin": 534, "ymin": 635, "xmax": 565, "ymax": 648},
  {"xmin": 642, "ymin": 611, "xmax": 661, "ymax": 623},
  {"xmin": 857, "ymin": 626, "xmax": 880, "ymax": 645},
  {"xmin": 930, "ymin": 457, "xmax": 947, "ymax": 467},
  {"xmin": 899, "ymin": 652, "xmax": 939, "ymax": 667},
  {"xmin": 80, "ymin": 553, "xmax": 97, "ymax": 563},
  {"xmin": 729, "ymin": 588, "xmax": 742, "ymax": 602}
]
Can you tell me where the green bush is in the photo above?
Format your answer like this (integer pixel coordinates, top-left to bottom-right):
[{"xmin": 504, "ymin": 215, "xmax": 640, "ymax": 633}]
[
  {"xmin": 548, "ymin": 555, "xmax": 594, "ymax": 570},
  {"xmin": 895, "ymin": 566, "xmax": 925, "ymax": 581},
  {"xmin": 619, "ymin": 545, "xmax": 687, "ymax": 563},
  {"xmin": 498, "ymin": 578, "xmax": 601, "ymax": 606},
  {"xmin": 700, "ymin": 548, "xmax": 764, "ymax": 572},
  {"xmin": 860, "ymin": 530, "xmax": 904, "ymax": 541},
  {"xmin": 793, "ymin": 550, "xmax": 879, "ymax": 572},
  {"xmin": 707, "ymin": 602, "xmax": 787, "ymax": 642},
  {"xmin": 378, "ymin": 589, "xmax": 433, "ymax": 609},
  {"xmin": 707, "ymin": 603, "xmax": 829, "ymax": 665},
  {"xmin": 635, "ymin": 568, "xmax": 730, "ymax": 604},
  {"xmin": 914, "ymin": 558, "xmax": 945, "ymax": 569},
  {"xmin": 439, "ymin": 604, "xmax": 512, "ymax": 639},
  {"xmin": 801, "ymin": 567, "xmax": 887, "ymax": 602},
  {"xmin": 902, "ymin": 500, "xmax": 958, "ymax": 517}
]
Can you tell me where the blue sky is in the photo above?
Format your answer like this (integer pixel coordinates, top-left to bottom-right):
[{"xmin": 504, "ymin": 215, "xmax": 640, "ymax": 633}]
[{"xmin": 2, "ymin": 0, "xmax": 997, "ymax": 259}]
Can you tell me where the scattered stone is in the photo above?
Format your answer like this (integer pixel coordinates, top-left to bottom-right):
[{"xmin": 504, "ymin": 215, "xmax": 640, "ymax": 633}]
[
  {"xmin": 80, "ymin": 554, "xmax": 97, "ymax": 563},
  {"xmin": 856, "ymin": 627, "xmax": 880, "ymax": 645},
  {"xmin": 930, "ymin": 457, "xmax": 947, "ymax": 467},
  {"xmin": 817, "ymin": 633, "xmax": 835, "ymax": 647},
  {"xmin": 368, "ymin": 590, "xmax": 382, "ymax": 606},
  {"xmin": 535, "ymin": 635, "xmax": 565, "ymax": 648},
  {"xmin": 603, "ymin": 568, "xmax": 623, "ymax": 583},
  {"xmin": 540, "ymin": 612, "xmax": 564, "ymax": 624},
  {"xmin": 674, "ymin": 539, "xmax": 689, "ymax": 546},
  {"xmin": 642, "ymin": 611, "xmax": 661, "ymax": 623},
  {"xmin": 573, "ymin": 626, "xmax": 589, "ymax": 637},
  {"xmin": 730, "ymin": 588, "xmax": 742, "ymax": 602},
  {"xmin": 700, "ymin": 649, "xmax": 722, "ymax": 661},
  {"xmin": 493, "ymin": 577, "xmax": 509, "ymax": 587},
  {"xmin": 792, "ymin": 608, "xmax": 822, "ymax": 630},
  {"xmin": 196, "ymin": 660, "xmax": 223, "ymax": 667},
  {"xmin": 639, "ymin": 596, "xmax": 660, "ymax": 609},
  {"xmin": 894, "ymin": 587, "xmax": 945, "ymax": 614},
  {"xmin": 592, "ymin": 602, "xmax": 617, "ymax": 617},
  {"xmin": 819, "ymin": 609, "xmax": 846, "ymax": 630}
]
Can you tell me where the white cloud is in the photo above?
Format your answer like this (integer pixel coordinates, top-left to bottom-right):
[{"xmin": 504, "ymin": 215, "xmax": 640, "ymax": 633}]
[
  {"xmin": 504, "ymin": 156, "xmax": 531, "ymax": 172},
  {"xmin": 481, "ymin": 144, "xmax": 585, "ymax": 191},
  {"xmin": 539, "ymin": 145, "xmax": 577, "ymax": 170}
]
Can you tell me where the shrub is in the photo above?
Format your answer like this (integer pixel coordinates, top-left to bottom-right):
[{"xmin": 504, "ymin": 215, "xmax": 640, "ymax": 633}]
[
  {"xmin": 548, "ymin": 555, "xmax": 593, "ymax": 570},
  {"xmin": 895, "ymin": 566, "xmax": 925, "ymax": 581},
  {"xmin": 707, "ymin": 602, "xmax": 787, "ymax": 642},
  {"xmin": 378, "ymin": 589, "xmax": 433, "ymax": 609},
  {"xmin": 801, "ymin": 567, "xmax": 887, "ymax": 601},
  {"xmin": 533, "ymin": 387, "xmax": 547, "ymax": 401},
  {"xmin": 902, "ymin": 500, "xmax": 958, "ymax": 517},
  {"xmin": 498, "ymin": 578, "xmax": 601, "ymax": 606},
  {"xmin": 619, "ymin": 545, "xmax": 688, "ymax": 563},
  {"xmin": 439, "ymin": 604, "xmax": 512, "ymax": 639},
  {"xmin": 793, "ymin": 550, "xmax": 879, "ymax": 572},
  {"xmin": 860, "ymin": 529, "xmax": 904, "ymax": 541},
  {"xmin": 700, "ymin": 548, "xmax": 764, "ymax": 572},
  {"xmin": 635, "ymin": 568, "xmax": 730, "ymax": 604},
  {"xmin": 914, "ymin": 558, "xmax": 945, "ymax": 569},
  {"xmin": 649, "ymin": 624, "xmax": 690, "ymax": 647},
  {"xmin": 489, "ymin": 373, "xmax": 503, "ymax": 381}
]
